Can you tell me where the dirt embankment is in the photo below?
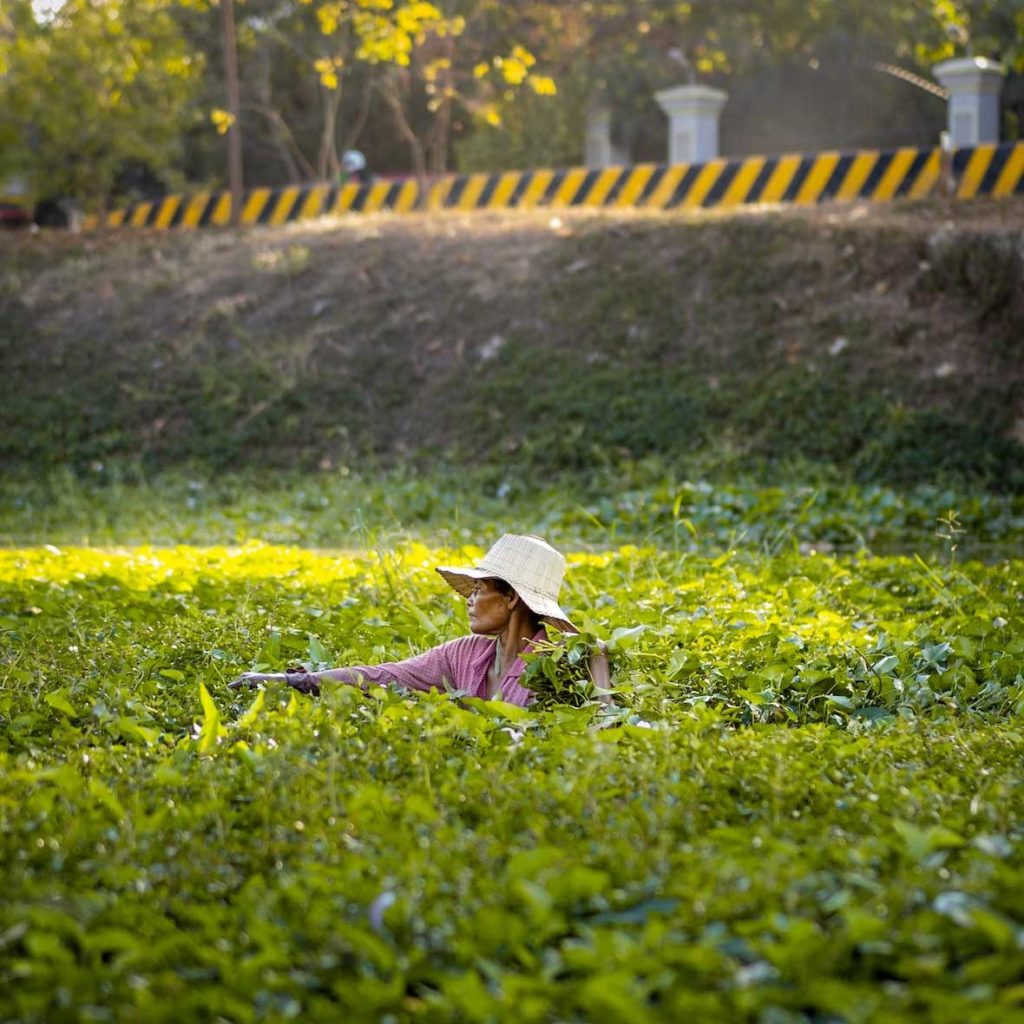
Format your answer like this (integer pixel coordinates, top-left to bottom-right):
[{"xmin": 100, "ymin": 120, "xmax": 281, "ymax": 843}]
[{"xmin": 2, "ymin": 198, "xmax": 1023, "ymax": 488}]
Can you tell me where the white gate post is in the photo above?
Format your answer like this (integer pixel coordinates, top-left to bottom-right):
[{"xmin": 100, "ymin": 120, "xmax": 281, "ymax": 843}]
[
  {"xmin": 933, "ymin": 57, "xmax": 1005, "ymax": 147},
  {"xmin": 654, "ymin": 84, "xmax": 728, "ymax": 164},
  {"xmin": 585, "ymin": 104, "xmax": 629, "ymax": 167}
]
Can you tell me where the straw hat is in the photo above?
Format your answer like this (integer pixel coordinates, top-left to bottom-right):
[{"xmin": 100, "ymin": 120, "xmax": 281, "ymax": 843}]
[{"xmin": 436, "ymin": 534, "xmax": 577, "ymax": 634}]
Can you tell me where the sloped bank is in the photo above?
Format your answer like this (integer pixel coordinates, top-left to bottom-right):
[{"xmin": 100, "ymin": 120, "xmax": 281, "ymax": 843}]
[{"xmin": 1, "ymin": 201, "xmax": 1022, "ymax": 489}]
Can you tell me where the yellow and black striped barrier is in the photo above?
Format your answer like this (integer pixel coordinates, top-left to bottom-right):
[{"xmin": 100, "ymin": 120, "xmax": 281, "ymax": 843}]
[{"xmin": 83, "ymin": 141, "xmax": 1024, "ymax": 231}]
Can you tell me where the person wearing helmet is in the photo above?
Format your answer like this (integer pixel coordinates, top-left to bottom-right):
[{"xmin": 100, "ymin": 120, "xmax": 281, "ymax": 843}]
[{"xmin": 340, "ymin": 149, "xmax": 373, "ymax": 186}]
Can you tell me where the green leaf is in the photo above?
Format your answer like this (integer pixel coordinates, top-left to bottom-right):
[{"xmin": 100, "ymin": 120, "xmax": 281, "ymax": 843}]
[
  {"xmin": 44, "ymin": 689, "xmax": 77, "ymax": 718},
  {"xmin": 407, "ymin": 603, "xmax": 440, "ymax": 638},
  {"xmin": 608, "ymin": 624, "xmax": 648, "ymax": 650},
  {"xmin": 826, "ymin": 695, "xmax": 855, "ymax": 710},
  {"xmin": 197, "ymin": 681, "xmax": 221, "ymax": 753},
  {"xmin": 88, "ymin": 778, "xmax": 126, "ymax": 822},
  {"xmin": 588, "ymin": 896, "xmax": 680, "ymax": 925},
  {"xmin": 115, "ymin": 716, "xmax": 159, "ymax": 746},
  {"xmin": 307, "ymin": 633, "xmax": 329, "ymax": 667},
  {"xmin": 893, "ymin": 820, "xmax": 965, "ymax": 861},
  {"xmin": 261, "ymin": 629, "xmax": 282, "ymax": 662},
  {"xmin": 238, "ymin": 687, "xmax": 265, "ymax": 729}
]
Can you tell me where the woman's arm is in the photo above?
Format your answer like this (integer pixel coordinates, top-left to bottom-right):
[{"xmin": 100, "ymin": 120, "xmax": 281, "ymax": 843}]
[
  {"xmin": 228, "ymin": 668, "xmax": 323, "ymax": 694},
  {"xmin": 229, "ymin": 640, "xmax": 470, "ymax": 697}
]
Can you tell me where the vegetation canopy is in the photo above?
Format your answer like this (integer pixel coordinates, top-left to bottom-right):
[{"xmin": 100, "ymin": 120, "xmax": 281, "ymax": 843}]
[
  {"xmin": 1, "ymin": 533, "xmax": 1022, "ymax": 1020},
  {"xmin": 2, "ymin": 0, "xmax": 1023, "ymax": 201}
]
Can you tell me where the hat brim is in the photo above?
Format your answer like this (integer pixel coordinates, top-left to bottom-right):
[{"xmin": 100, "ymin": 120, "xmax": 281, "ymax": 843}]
[{"xmin": 436, "ymin": 566, "xmax": 578, "ymax": 635}]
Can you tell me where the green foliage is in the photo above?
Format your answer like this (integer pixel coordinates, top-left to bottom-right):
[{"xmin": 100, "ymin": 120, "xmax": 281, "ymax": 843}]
[
  {"xmin": 0, "ymin": 0, "xmax": 201, "ymax": 206},
  {"xmin": 2, "ymin": 463, "xmax": 1023, "ymax": 557},
  {"xmin": 456, "ymin": 65, "xmax": 586, "ymax": 171},
  {"xmin": 918, "ymin": 231, "xmax": 1024, "ymax": 331},
  {"xmin": 4, "ymin": 0, "xmax": 1024, "ymax": 195},
  {"xmin": 2, "ymin": 212, "xmax": 1023, "ymax": 490},
  {"xmin": 1, "ymin": 539, "xmax": 1023, "ymax": 1020}
]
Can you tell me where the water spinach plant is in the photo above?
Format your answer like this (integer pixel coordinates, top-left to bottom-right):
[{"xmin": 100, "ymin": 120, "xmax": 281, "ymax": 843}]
[{"xmin": 1, "ymin": 541, "xmax": 1022, "ymax": 1022}]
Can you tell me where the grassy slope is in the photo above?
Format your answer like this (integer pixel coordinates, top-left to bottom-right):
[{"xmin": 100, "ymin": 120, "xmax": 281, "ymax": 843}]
[{"xmin": 2, "ymin": 198, "xmax": 1023, "ymax": 488}]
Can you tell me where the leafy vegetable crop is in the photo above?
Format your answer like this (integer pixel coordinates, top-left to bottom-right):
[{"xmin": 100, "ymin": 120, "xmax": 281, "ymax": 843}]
[
  {"xmin": 2, "ymin": 541, "xmax": 1022, "ymax": 1021},
  {"xmin": 3, "ymin": 465, "xmax": 1022, "ymax": 557}
]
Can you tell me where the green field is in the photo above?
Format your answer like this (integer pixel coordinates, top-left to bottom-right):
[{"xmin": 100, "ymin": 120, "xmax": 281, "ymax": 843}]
[
  {"xmin": 3, "ymin": 203, "xmax": 1024, "ymax": 1021},
  {"xmin": 2, "ymin": 501, "xmax": 1023, "ymax": 1022}
]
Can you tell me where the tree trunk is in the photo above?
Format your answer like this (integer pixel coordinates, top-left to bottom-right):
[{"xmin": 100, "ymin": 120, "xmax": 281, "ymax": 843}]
[
  {"xmin": 384, "ymin": 72, "xmax": 427, "ymax": 185},
  {"xmin": 428, "ymin": 97, "xmax": 452, "ymax": 175},
  {"xmin": 245, "ymin": 103, "xmax": 317, "ymax": 182},
  {"xmin": 342, "ymin": 81, "xmax": 373, "ymax": 154},
  {"xmin": 427, "ymin": 35, "xmax": 456, "ymax": 175},
  {"xmin": 318, "ymin": 79, "xmax": 345, "ymax": 181},
  {"xmin": 221, "ymin": 0, "xmax": 244, "ymax": 224}
]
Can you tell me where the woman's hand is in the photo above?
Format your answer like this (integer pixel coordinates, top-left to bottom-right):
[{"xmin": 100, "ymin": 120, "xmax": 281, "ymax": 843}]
[
  {"xmin": 229, "ymin": 671, "xmax": 284, "ymax": 690},
  {"xmin": 229, "ymin": 668, "xmax": 321, "ymax": 695},
  {"xmin": 283, "ymin": 668, "xmax": 321, "ymax": 696}
]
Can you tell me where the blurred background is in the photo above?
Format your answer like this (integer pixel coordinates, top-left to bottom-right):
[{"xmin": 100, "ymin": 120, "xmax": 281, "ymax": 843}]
[
  {"xmin": 2, "ymin": 0, "xmax": 1023, "ymax": 213},
  {"xmin": 2, "ymin": 0, "xmax": 1023, "ymax": 549}
]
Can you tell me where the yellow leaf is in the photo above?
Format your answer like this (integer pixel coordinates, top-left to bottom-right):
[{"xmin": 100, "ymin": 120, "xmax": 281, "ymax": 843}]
[
  {"xmin": 423, "ymin": 56, "xmax": 450, "ymax": 82},
  {"xmin": 501, "ymin": 57, "xmax": 527, "ymax": 85},
  {"xmin": 510, "ymin": 44, "xmax": 536, "ymax": 68},
  {"xmin": 408, "ymin": 2, "xmax": 442, "ymax": 19},
  {"xmin": 238, "ymin": 687, "xmax": 265, "ymax": 730},
  {"xmin": 314, "ymin": 55, "xmax": 342, "ymax": 89},
  {"xmin": 210, "ymin": 108, "xmax": 235, "ymax": 135},
  {"xmin": 197, "ymin": 681, "xmax": 221, "ymax": 753},
  {"xmin": 528, "ymin": 74, "xmax": 557, "ymax": 96}
]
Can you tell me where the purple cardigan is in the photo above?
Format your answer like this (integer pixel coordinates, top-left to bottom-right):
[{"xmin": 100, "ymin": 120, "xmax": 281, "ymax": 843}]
[{"xmin": 321, "ymin": 630, "xmax": 546, "ymax": 706}]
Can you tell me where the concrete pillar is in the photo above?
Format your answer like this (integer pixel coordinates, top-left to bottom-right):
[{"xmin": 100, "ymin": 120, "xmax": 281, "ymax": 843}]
[
  {"xmin": 584, "ymin": 105, "xmax": 628, "ymax": 168},
  {"xmin": 933, "ymin": 57, "xmax": 1005, "ymax": 147},
  {"xmin": 654, "ymin": 83, "xmax": 728, "ymax": 164}
]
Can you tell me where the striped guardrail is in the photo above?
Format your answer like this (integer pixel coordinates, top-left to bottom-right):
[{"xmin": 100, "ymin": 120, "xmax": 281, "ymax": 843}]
[{"xmin": 83, "ymin": 140, "xmax": 1024, "ymax": 231}]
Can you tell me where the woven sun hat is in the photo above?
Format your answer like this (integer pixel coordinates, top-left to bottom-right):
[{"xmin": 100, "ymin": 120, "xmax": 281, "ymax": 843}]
[{"xmin": 436, "ymin": 534, "xmax": 578, "ymax": 634}]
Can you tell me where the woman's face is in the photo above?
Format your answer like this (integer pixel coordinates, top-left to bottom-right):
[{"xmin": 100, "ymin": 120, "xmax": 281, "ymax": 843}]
[{"xmin": 466, "ymin": 578, "xmax": 515, "ymax": 635}]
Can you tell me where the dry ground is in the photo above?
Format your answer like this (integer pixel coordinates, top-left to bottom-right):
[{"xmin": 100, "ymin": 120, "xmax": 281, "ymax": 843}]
[{"xmin": 2, "ymin": 195, "xmax": 1023, "ymax": 480}]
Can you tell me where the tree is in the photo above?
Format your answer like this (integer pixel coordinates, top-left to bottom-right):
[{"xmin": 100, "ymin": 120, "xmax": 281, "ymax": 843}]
[
  {"xmin": 459, "ymin": 0, "xmax": 1024, "ymax": 167},
  {"xmin": 0, "ymin": 0, "xmax": 202, "ymax": 207},
  {"xmin": 183, "ymin": 0, "xmax": 559, "ymax": 184},
  {"xmin": 361, "ymin": 1, "xmax": 558, "ymax": 177},
  {"xmin": 183, "ymin": 0, "xmax": 466, "ymax": 184}
]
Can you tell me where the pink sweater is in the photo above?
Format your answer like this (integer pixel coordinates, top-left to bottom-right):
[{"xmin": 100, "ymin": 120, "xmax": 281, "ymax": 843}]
[{"xmin": 322, "ymin": 630, "xmax": 546, "ymax": 706}]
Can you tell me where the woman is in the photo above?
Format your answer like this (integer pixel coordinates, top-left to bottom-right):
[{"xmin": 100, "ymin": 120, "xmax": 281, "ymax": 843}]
[{"xmin": 229, "ymin": 534, "xmax": 609, "ymax": 706}]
